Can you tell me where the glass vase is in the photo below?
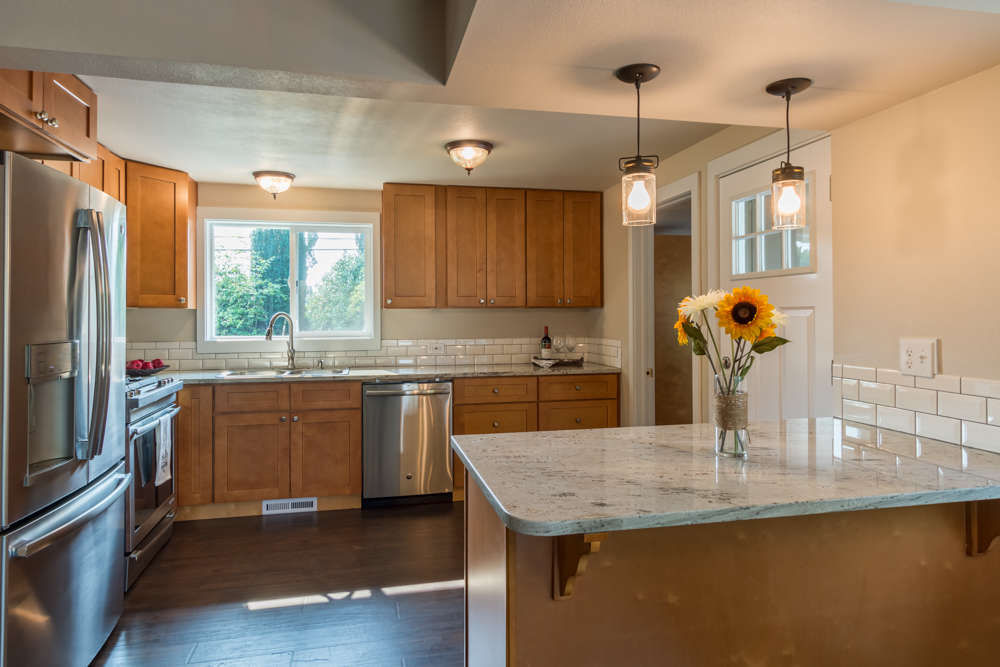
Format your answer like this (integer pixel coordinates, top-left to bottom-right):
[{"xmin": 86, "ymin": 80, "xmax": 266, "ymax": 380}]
[{"xmin": 712, "ymin": 374, "xmax": 750, "ymax": 459}]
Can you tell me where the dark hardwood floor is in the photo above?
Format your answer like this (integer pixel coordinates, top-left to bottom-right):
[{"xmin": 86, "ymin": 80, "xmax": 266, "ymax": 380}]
[{"xmin": 93, "ymin": 502, "xmax": 465, "ymax": 667}]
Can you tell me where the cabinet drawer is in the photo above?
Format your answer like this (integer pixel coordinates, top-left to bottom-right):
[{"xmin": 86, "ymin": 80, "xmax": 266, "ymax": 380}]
[
  {"xmin": 538, "ymin": 399, "xmax": 618, "ymax": 431},
  {"xmin": 215, "ymin": 383, "xmax": 290, "ymax": 413},
  {"xmin": 453, "ymin": 402, "xmax": 538, "ymax": 490},
  {"xmin": 538, "ymin": 374, "xmax": 618, "ymax": 401},
  {"xmin": 454, "ymin": 376, "xmax": 537, "ymax": 404},
  {"xmin": 290, "ymin": 381, "xmax": 361, "ymax": 411}
]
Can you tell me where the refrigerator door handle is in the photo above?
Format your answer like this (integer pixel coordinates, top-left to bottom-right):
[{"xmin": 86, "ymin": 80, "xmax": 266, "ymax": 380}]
[
  {"xmin": 9, "ymin": 472, "xmax": 131, "ymax": 558},
  {"xmin": 72, "ymin": 214, "xmax": 92, "ymax": 454},
  {"xmin": 76, "ymin": 210, "xmax": 112, "ymax": 461}
]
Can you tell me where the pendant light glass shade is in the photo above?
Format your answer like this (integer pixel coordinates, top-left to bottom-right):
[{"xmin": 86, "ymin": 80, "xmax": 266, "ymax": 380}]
[
  {"xmin": 621, "ymin": 157, "xmax": 656, "ymax": 226},
  {"xmin": 771, "ymin": 164, "xmax": 806, "ymax": 229},
  {"xmin": 253, "ymin": 171, "xmax": 295, "ymax": 199},
  {"xmin": 444, "ymin": 140, "xmax": 493, "ymax": 175}
]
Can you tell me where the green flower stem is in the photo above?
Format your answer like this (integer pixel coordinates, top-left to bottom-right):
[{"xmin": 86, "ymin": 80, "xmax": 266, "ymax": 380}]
[{"xmin": 702, "ymin": 311, "xmax": 730, "ymax": 393}]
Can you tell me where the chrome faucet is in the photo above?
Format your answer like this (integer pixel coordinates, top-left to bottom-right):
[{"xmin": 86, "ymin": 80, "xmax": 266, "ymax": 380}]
[{"xmin": 265, "ymin": 312, "xmax": 296, "ymax": 370}]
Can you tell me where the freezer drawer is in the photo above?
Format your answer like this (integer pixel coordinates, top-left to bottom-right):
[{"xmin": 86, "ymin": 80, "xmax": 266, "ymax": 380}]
[
  {"xmin": 362, "ymin": 382, "xmax": 453, "ymax": 499},
  {"xmin": 2, "ymin": 461, "xmax": 130, "ymax": 667}
]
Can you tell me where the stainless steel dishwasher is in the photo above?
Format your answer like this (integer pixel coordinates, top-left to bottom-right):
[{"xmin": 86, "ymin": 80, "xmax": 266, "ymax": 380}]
[{"xmin": 362, "ymin": 381, "xmax": 453, "ymax": 505}]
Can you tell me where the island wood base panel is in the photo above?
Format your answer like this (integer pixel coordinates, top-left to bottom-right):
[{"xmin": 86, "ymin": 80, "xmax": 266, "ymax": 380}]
[{"xmin": 465, "ymin": 480, "xmax": 1000, "ymax": 666}]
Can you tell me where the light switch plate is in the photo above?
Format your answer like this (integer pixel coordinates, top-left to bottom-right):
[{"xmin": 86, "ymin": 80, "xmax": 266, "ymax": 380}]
[{"xmin": 899, "ymin": 338, "xmax": 937, "ymax": 378}]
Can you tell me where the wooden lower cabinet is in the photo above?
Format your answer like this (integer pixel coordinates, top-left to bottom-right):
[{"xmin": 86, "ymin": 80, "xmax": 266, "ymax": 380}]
[
  {"xmin": 290, "ymin": 409, "xmax": 361, "ymax": 497},
  {"xmin": 454, "ymin": 376, "xmax": 538, "ymax": 405},
  {"xmin": 216, "ymin": 383, "xmax": 290, "ymax": 413},
  {"xmin": 214, "ymin": 412, "xmax": 290, "ymax": 503},
  {"xmin": 177, "ymin": 386, "xmax": 214, "ymax": 506},
  {"xmin": 452, "ymin": 402, "xmax": 539, "ymax": 490},
  {"xmin": 538, "ymin": 399, "xmax": 618, "ymax": 431},
  {"xmin": 538, "ymin": 374, "xmax": 618, "ymax": 401}
]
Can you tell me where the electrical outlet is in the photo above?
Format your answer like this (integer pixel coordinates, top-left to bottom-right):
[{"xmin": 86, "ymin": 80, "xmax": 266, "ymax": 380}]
[
  {"xmin": 899, "ymin": 338, "xmax": 937, "ymax": 378},
  {"xmin": 428, "ymin": 344, "xmax": 444, "ymax": 354}
]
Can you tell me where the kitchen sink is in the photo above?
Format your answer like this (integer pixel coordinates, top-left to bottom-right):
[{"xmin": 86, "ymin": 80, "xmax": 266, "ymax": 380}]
[{"xmin": 216, "ymin": 368, "xmax": 351, "ymax": 379}]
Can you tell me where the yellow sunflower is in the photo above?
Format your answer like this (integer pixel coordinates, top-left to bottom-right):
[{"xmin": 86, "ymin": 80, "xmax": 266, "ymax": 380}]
[
  {"xmin": 757, "ymin": 325, "xmax": 776, "ymax": 342},
  {"xmin": 675, "ymin": 310, "xmax": 689, "ymax": 346},
  {"xmin": 716, "ymin": 286, "xmax": 774, "ymax": 342}
]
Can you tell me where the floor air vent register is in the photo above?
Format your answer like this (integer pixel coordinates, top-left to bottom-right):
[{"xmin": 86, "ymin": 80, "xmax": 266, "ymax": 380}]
[{"xmin": 262, "ymin": 497, "xmax": 318, "ymax": 515}]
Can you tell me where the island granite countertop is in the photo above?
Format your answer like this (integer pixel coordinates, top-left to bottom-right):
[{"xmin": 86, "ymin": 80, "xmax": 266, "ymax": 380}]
[
  {"xmin": 159, "ymin": 362, "xmax": 620, "ymax": 385},
  {"xmin": 451, "ymin": 417, "xmax": 1000, "ymax": 536}
]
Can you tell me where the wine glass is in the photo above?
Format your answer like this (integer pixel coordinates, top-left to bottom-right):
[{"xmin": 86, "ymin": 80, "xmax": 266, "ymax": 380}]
[
  {"xmin": 552, "ymin": 336, "xmax": 565, "ymax": 359},
  {"xmin": 565, "ymin": 336, "xmax": 577, "ymax": 359}
]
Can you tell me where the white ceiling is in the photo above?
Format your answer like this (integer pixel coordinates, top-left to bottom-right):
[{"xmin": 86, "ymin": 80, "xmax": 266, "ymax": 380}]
[{"xmin": 3, "ymin": 0, "xmax": 1000, "ymax": 190}]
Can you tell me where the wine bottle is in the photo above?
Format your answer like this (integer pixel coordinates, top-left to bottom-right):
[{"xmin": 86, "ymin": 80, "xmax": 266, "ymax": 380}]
[{"xmin": 541, "ymin": 326, "xmax": 552, "ymax": 359}]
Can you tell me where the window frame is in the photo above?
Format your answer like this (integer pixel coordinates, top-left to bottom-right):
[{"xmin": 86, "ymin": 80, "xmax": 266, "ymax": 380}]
[
  {"xmin": 196, "ymin": 207, "xmax": 381, "ymax": 354},
  {"xmin": 728, "ymin": 171, "xmax": 817, "ymax": 280}
]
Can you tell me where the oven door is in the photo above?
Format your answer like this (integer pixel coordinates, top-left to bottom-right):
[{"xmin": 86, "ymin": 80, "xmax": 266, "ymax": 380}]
[{"xmin": 126, "ymin": 403, "xmax": 179, "ymax": 553}]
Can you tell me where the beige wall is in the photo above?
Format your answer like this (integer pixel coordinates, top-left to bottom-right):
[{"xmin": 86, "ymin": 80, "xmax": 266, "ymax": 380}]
[
  {"xmin": 591, "ymin": 125, "xmax": 775, "ymax": 424},
  {"xmin": 128, "ymin": 182, "xmax": 599, "ymax": 343},
  {"xmin": 831, "ymin": 63, "xmax": 1000, "ymax": 378}
]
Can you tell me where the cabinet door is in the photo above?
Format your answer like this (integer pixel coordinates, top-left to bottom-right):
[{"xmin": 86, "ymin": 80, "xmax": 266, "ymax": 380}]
[
  {"xmin": 126, "ymin": 161, "xmax": 195, "ymax": 308},
  {"xmin": 77, "ymin": 150, "xmax": 104, "ymax": 191},
  {"xmin": 0, "ymin": 69, "xmax": 43, "ymax": 128},
  {"xmin": 563, "ymin": 191, "xmax": 602, "ymax": 307},
  {"xmin": 526, "ymin": 189, "xmax": 564, "ymax": 307},
  {"xmin": 538, "ymin": 374, "xmax": 618, "ymax": 402},
  {"xmin": 290, "ymin": 409, "xmax": 361, "ymax": 497},
  {"xmin": 41, "ymin": 72, "xmax": 98, "ymax": 159},
  {"xmin": 538, "ymin": 399, "xmax": 618, "ymax": 431},
  {"xmin": 99, "ymin": 145, "xmax": 126, "ymax": 204},
  {"xmin": 453, "ymin": 402, "xmax": 539, "ymax": 490},
  {"xmin": 214, "ymin": 412, "xmax": 290, "ymax": 502},
  {"xmin": 383, "ymin": 183, "xmax": 438, "ymax": 308},
  {"xmin": 487, "ymin": 188, "xmax": 525, "ymax": 307},
  {"xmin": 447, "ymin": 186, "xmax": 487, "ymax": 307},
  {"xmin": 215, "ymin": 383, "xmax": 290, "ymax": 413},
  {"xmin": 176, "ymin": 386, "xmax": 214, "ymax": 506},
  {"xmin": 454, "ymin": 376, "xmax": 538, "ymax": 405}
]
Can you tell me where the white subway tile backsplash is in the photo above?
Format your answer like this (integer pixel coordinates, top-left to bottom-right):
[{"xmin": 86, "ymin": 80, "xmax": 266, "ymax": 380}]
[
  {"xmin": 334, "ymin": 358, "xmax": 354, "ymax": 366},
  {"xmin": 179, "ymin": 342, "xmax": 197, "ymax": 349},
  {"xmin": 832, "ymin": 364, "xmax": 843, "ymax": 378},
  {"xmin": 354, "ymin": 357, "xmax": 375, "ymax": 366},
  {"xmin": 511, "ymin": 354, "xmax": 530, "ymax": 364},
  {"xmin": 466, "ymin": 345, "xmax": 485, "ymax": 355},
  {"xmin": 493, "ymin": 338, "xmax": 513, "ymax": 345},
  {"xmin": 832, "ymin": 379, "xmax": 843, "ymax": 417},
  {"xmin": 396, "ymin": 340, "xmax": 415, "ymax": 346},
  {"xmin": 961, "ymin": 377, "xmax": 1000, "ymax": 400},
  {"xmin": 896, "ymin": 386, "xmax": 937, "ymax": 414},
  {"xmin": 388, "ymin": 347, "xmax": 408, "ymax": 356},
  {"xmin": 503, "ymin": 345, "xmax": 520, "ymax": 354},
  {"xmin": 938, "ymin": 392, "xmax": 987, "ymax": 423},
  {"xmin": 168, "ymin": 348, "xmax": 193, "ymax": 360},
  {"xmin": 447, "ymin": 346, "xmax": 466, "ymax": 356},
  {"xmin": 380, "ymin": 340, "xmax": 397, "ymax": 347},
  {"xmin": 962, "ymin": 421, "xmax": 1000, "ymax": 454},
  {"xmin": 475, "ymin": 355, "xmax": 492, "ymax": 364},
  {"xmin": 493, "ymin": 354, "xmax": 512, "ymax": 364},
  {"xmin": 435, "ymin": 355, "xmax": 456, "ymax": 366},
  {"xmin": 485, "ymin": 345, "xmax": 503, "ymax": 355},
  {"xmin": 225, "ymin": 359, "xmax": 248, "ymax": 370},
  {"xmin": 916, "ymin": 413, "xmax": 961, "ymax": 444},
  {"xmin": 132, "ymin": 342, "xmax": 156, "ymax": 349},
  {"xmin": 415, "ymin": 356, "xmax": 435, "ymax": 365},
  {"xmin": 843, "ymin": 365, "xmax": 877, "ymax": 382},
  {"xmin": 155, "ymin": 341, "xmax": 179, "ymax": 349},
  {"xmin": 408, "ymin": 346, "xmax": 428, "ymax": 356},
  {"xmin": 513, "ymin": 338, "xmax": 531, "ymax": 345},
  {"xmin": 456, "ymin": 355, "xmax": 475, "ymax": 365},
  {"xmin": 859, "ymin": 381, "xmax": 895, "ymax": 407},
  {"xmin": 475, "ymin": 339, "xmax": 491, "ymax": 345},
  {"xmin": 376, "ymin": 357, "xmax": 395, "ymax": 366},
  {"xmin": 396, "ymin": 357, "xmax": 416, "ymax": 365},
  {"xmin": 457, "ymin": 339, "xmax": 476, "ymax": 345},
  {"xmin": 841, "ymin": 379, "xmax": 859, "ymax": 401},
  {"xmin": 178, "ymin": 360, "xmax": 203, "ymax": 371},
  {"xmin": 877, "ymin": 406, "xmax": 915, "ymax": 435},
  {"xmin": 915, "ymin": 374, "xmax": 962, "ymax": 393},
  {"xmin": 843, "ymin": 400, "xmax": 876, "ymax": 425},
  {"xmin": 248, "ymin": 359, "xmax": 271, "ymax": 369},
  {"xmin": 202, "ymin": 360, "xmax": 226, "ymax": 370},
  {"xmin": 989, "ymin": 399, "xmax": 1000, "ymax": 426},
  {"xmin": 875, "ymin": 368, "xmax": 915, "ymax": 387}
]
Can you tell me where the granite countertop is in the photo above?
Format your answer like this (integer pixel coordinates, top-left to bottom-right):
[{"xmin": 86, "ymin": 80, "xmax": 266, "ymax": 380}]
[
  {"xmin": 451, "ymin": 418, "xmax": 1000, "ymax": 537},
  {"xmin": 163, "ymin": 362, "xmax": 620, "ymax": 385}
]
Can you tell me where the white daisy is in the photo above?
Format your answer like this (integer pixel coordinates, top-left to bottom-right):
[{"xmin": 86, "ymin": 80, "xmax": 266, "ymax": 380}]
[
  {"xmin": 771, "ymin": 309, "xmax": 790, "ymax": 328},
  {"xmin": 678, "ymin": 290, "xmax": 726, "ymax": 319}
]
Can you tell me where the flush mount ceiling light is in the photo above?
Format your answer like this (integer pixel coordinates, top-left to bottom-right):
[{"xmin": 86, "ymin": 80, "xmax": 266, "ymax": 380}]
[
  {"xmin": 253, "ymin": 171, "xmax": 295, "ymax": 199},
  {"xmin": 444, "ymin": 140, "xmax": 493, "ymax": 175},
  {"xmin": 615, "ymin": 63, "xmax": 660, "ymax": 227},
  {"xmin": 766, "ymin": 78, "xmax": 812, "ymax": 229}
]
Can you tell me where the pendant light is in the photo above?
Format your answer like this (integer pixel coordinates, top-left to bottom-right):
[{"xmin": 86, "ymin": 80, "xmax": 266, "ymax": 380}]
[
  {"xmin": 766, "ymin": 78, "xmax": 812, "ymax": 229},
  {"xmin": 444, "ymin": 140, "xmax": 493, "ymax": 175},
  {"xmin": 253, "ymin": 171, "xmax": 296, "ymax": 199},
  {"xmin": 615, "ymin": 63, "xmax": 660, "ymax": 227}
]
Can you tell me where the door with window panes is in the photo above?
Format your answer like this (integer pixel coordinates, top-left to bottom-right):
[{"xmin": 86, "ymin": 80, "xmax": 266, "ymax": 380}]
[{"xmin": 718, "ymin": 137, "xmax": 832, "ymax": 421}]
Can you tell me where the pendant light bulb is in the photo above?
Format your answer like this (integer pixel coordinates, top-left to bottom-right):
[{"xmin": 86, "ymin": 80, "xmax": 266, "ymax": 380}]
[
  {"xmin": 777, "ymin": 185, "xmax": 802, "ymax": 215},
  {"xmin": 766, "ymin": 78, "xmax": 812, "ymax": 230},
  {"xmin": 627, "ymin": 180, "xmax": 651, "ymax": 212}
]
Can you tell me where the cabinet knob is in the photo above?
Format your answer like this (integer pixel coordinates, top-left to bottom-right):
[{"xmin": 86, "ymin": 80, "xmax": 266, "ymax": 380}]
[
  {"xmin": 576, "ymin": 418, "xmax": 582, "ymax": 423},
  {"xmin": 567, "ymin": 299, "xmax": 572, "ymax": 304},
  {"xmin": 493, "ymin": 388, "xmax": 499, "ymax": 394},
  {"xmin": 490, "ymin": 299, "xmax": 495, "ymax": 304},
  {"xmin": 178, "ymin": 297, "xmax": 186, "ymax": 304},
  {"xmin": 493, "ymin": 422, "xmax": 499, "ymax": 427},
  {"xmin": 387, "ymin": 299, "xmax": 392, "ymax": 304},
  {"xmin": 406, "ymin": 474, "xmax": 412, "ymax": 480},
  {"xmin": 47, "ymin": 117, "xmax": 58, "ymax": 128},
  {"xmin": 292, "ymin": 416, "xmax": 298, "ymax": 422},
  {"xmin": 280, "ymin": 416, "xmax": 287, "ymax": 422},
  {"xmin": 480, "ymin": 299, "xmax": 485, "ymax": 304},
  {"xmin": 35, "ymin": 110, "xmax": 48, "ymax": 121},
  {"xmin": 557, "ymin": 299, "xmax": 562, "ymax": 304},
  {"xmin": 575, "ymin": 385, "xmax": 581, "ymax": 390}
]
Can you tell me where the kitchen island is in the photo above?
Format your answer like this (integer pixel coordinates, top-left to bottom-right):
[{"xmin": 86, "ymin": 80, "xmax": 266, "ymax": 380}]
[{"xmin": 451, "ymin": 418, "xmax": 1000, "ymax": 666}]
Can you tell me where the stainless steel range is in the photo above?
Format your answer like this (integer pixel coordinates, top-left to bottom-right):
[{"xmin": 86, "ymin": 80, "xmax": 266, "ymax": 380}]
[{"xmin": 125, "ymin": 374, "xmax": 182, "ymax": 589}]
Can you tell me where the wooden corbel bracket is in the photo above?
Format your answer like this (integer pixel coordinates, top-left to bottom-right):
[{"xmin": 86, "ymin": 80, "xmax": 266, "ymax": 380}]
[
  {"xmin": 966, "ymin": 499, "xmax": 1000, "ymax": 557},
  {"xmin": 553, "ymin": 532, "xmax": 608, "ymax": 600}
]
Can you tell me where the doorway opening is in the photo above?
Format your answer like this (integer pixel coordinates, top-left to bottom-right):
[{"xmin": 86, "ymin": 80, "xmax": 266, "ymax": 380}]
[{"xmin": 653, "ymin": 195, "xmax": 693, "ymax": 425}]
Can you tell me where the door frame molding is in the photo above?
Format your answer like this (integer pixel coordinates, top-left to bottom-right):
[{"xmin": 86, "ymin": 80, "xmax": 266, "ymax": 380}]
[{"xmin": 627, "ymin": 172, "xmax": 700, "ymax": 427}]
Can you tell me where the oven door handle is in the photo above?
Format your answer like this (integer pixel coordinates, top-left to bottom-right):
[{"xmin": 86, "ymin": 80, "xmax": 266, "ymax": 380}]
[{"xmin": 129, "ymin": 405, "xmax": 181, "ymax": 442}]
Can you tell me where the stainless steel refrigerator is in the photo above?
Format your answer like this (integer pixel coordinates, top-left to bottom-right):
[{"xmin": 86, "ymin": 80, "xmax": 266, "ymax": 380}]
[{"xmin": 0, "ymin": 152, "xmax": 129, "ymax": 667}]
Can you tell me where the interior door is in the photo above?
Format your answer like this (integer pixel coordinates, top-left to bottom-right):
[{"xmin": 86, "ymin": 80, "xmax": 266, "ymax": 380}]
[{"xmin": 717, "ymin": 137, "xmax": 832, "ymax": 421}]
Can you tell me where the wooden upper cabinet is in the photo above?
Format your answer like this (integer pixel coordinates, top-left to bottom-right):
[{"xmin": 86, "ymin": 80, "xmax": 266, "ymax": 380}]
[
  {"xmin": 447, "ymin": 186, "xmax": 487, "ymax": 307},
  {"xmin": 100, "ymin": 145, "xmax": 126, "ymax": 204},
  {"xmin": 214, "ymin": 412, "xmax": 290, "ymax": 503},
  {"xmin": 0, "ymin": 69, "xmax": 43, "ymax": 128},
  {"xmin": 40, "ymin": 72, "xmax": 97, "ymax": 159},
  {"xmin": 290, "ymin": 409, "xmax": 362, "ymax": 497},
  {"xmin": 526, "ymin": 189, "xmax": 565, "ymax": 307},
  {"xmin": 383, "ymin": 183, "xmax": 438, "ymax": 308},
  {"xmin": 563, "ymin": 191, "xmax": 602, "ymax": 307},
  {"xmin": 487, "ymin": 188, "xmax": 526, "ymax": 307},
  {"xmin": 126, "ymin": 161, "xmax": 197, "ymax": 308}
]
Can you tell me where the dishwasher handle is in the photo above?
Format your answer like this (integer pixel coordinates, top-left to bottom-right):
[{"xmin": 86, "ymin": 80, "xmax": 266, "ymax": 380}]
[{"xmin": 365, "ymin": 388, "xmax": 451, "ymax": 397}]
